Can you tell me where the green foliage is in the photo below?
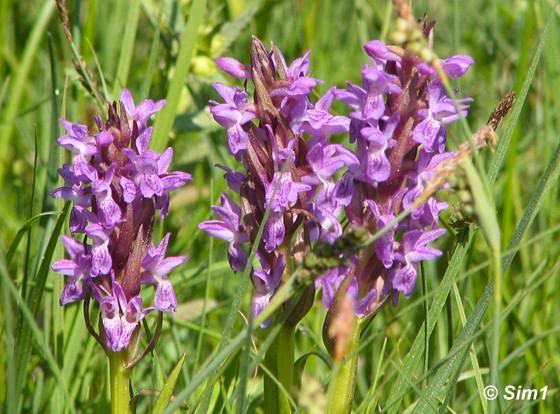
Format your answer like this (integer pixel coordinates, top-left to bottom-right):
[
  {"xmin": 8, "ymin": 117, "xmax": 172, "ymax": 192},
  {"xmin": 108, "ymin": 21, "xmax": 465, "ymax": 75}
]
[{"xmin": 1, "ymin": 0, "xmax": 559, "ymax": 413}]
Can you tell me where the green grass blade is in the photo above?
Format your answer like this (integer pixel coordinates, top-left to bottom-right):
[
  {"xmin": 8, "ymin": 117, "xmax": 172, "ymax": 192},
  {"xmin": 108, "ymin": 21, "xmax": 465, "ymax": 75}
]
[
  {"xmin": 384, "ymin": 257, "xmax": 555, "ymax": 413},
  {"xmin": 1, "ymin": 265, "xmax": 16, "ymax": 413},
  {"xmin": 411, "ymin": 284, "xmax": 492, "ymax": 414},
  {"xmin": 6, "ymin": 213, "xmax": 57, "ymax": 265},
  {"xmin": 86, "ymin": 38, "xmax": 110, "ymax": 103},
  {"xmin": 166, "ymin": 268, "xmax": 299, "ymax": 413},
  {"xmin": 385, "ymin": 238, "xmax": 473, "ymax": 413},
  {"xmin": 13, "ymin": 203, "xmax": 69, "ymax": 404},
  {"xmin": 44, "ymin": 33, "xmax": 61, "ymax": 211},
  {"xmin": 212, "ymin": 0, "xmax": 264, "ymax": 57},
  {"xmin": 452, "ymin": 283, "xmax": 488, "ymax": 413},
  {"xmin": 392, "ymin": 101, "xmax": 560, "ymax": 414},
  {"xmin": 502, "ymin": 142, "xmax": 560, "ymax": 272},
  {"xmin": 112, "ymin": 0, "xmax": 141, "ymax": 96},
  {"xmin": 151, "ymin": 0, "xmax": 207, "ymax": 152},
  {"xmin": 194, "ymin": 179, "xmax": 214, "ymax": 368},
  {"xmin": 463, "ymin": 160, "xmax": 500, "ymax": 251},
  {"xmin": 152, "ymin": 353, "xmax": 187, "ymax": 414},
  {"xmin": 0, "ymin": 250, "xmax": 74, "ymax": 414},
  {"xmin": 140, "ymin": 7, "xmax": 162, "ymax": 99},
  {"xmin": 0, "ymin": 0, "xmax": 55, "ymax": 184},
  {"xmin": 165, "ymin": 327, "xmax": 246, "ymax": 413},
  {"xmin": 487, "ymin": 19, "xmax": 549, "ymax": 184}
]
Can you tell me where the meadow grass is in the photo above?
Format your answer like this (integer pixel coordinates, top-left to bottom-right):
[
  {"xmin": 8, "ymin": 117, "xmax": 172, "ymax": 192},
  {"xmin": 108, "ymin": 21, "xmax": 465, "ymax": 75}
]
[{"xmin": 1, "ymin": 0, "xmax": 559, "ymax": 412}]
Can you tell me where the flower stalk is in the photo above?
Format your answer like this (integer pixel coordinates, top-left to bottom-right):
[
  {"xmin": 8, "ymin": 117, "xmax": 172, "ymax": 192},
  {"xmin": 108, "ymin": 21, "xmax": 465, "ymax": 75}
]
[
  {"xmin": 326, "ymin": 317, "xmax": 360, "ymax": 414},
  {"xmin": 264, "ymin": 322, "xmax": 295, "ymax": 414},
  {"xmin": 108, "ymin": 351, "xmax": 131, "ymax": 414}
]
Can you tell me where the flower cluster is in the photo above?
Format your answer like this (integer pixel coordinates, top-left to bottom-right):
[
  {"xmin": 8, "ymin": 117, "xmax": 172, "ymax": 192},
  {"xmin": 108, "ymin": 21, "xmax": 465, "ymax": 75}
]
[
  {"xmin": 318, "ymin": 38, "xmax": 474, "ymax": 317},
  {"xmin": 51, "ymin": 90, "xmax": 191, "ymax": 352},
  {"xmin": 200, "ymin": 37, "xmax": 352, "ymax": 319}
]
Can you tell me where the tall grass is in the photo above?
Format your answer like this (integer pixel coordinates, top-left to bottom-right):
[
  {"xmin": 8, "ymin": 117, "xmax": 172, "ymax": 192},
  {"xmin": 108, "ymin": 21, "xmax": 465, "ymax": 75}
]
[{"xmin": 1, "ymin": 0, "xmax": 559, "ymax": 412}]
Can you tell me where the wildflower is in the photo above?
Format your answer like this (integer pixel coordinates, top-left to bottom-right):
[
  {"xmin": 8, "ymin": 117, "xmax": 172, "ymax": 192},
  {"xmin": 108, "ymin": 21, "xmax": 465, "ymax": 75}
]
[
  {"xmin": 320, "ymin": 29, "xmax": 474, "ymax": 317},
  {"xmin": 52, "ymin": 89, "xmax": 190, "ymax": 353},
  {"xmin": 200, "ymin": 37, "xmax": 351, "ymax": 320}
]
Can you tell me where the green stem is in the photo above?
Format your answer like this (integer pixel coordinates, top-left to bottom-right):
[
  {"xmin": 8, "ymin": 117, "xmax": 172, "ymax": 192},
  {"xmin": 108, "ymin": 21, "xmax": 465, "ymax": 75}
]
[
  {"xmin": 264, "ymin": 323, "xmax": 295, "ymax": 414},
  {"xmin": 489, "ymin": 247, "xmax": 502, "ymax": 414},
  {"xmin": 109, "ymin": 351, "xmax": 131, "ymax": 414},
  {"xmin": 326, "ymin": 317, "xmax": 360, "ymax": 414}
]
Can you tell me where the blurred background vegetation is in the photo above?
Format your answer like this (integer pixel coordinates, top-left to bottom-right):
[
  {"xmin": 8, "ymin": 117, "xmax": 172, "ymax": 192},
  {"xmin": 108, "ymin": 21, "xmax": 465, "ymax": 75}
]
[{"xmin": 1, "ymin": 0, "xmax": 559, "ymax": 412}]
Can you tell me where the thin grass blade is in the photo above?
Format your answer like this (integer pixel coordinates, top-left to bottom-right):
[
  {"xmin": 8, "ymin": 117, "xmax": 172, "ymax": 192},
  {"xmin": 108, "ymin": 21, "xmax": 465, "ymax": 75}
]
[
  {"xmin": 13, "ymin": 203, "xmax": 69, "ymax": 404},
  {"xmin": 152, "ymin": 353, "xmax": 187, "ymax": 414},
  {"xmin": 151, "ymin": 0, "xmax": 207, "ymax": 152}
]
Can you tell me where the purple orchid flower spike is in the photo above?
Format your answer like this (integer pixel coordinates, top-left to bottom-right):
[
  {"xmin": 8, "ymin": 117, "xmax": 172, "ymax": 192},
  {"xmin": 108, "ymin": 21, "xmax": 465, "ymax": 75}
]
[
  {"xmin": 201, "ymin": 36, "xmax": 350, "ymax": 330},
  {"xmin": 270, "ymin": 51, "xmax": 320, "ymax": 98},
  {"xmin": 265, "ymin": 170, "xmax": 311, "ymax": 212},
  {"xmin": 412, "ymin": 83, "xmax": 473, "ymax": 152},
  {"xmin": 91, "ymin": 164, "xmax": 122, "ymax": 229},
  {"xmin": 316, "ymin": 266, "xmax": 352, "ymax": 310},
  {"xmin": 442, "ymin": 55, "xmax": 474, "ymax": 78},
  {"xmin": 364, "ymin": 40, "xmax": 401, "ymax": 62},
  {"xmin": 51, "ymin": 89, "xmax": 189, "ymax": 357},
  {"xmin": 300, "ymin": 88, "xmax": 350, "ymax": 137},
  {"xmin": 216, "ymin": 164, "xmax": 245, "ymax": 192},
  {"xmin": 316, "ymin": 265, "xmax": 378, "ymax": 317},
  {"xmin": 316, "ymin": 27, "xmax": 474, "ymax": 321},
  {"xmin": 85, "ymin": 221, "xmax": 112, "ymax": 277}
]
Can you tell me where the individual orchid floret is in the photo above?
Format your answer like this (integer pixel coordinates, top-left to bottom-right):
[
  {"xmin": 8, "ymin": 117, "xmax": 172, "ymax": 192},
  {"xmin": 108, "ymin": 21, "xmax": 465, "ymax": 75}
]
[
  {"xmin": 391, "ymin": 228, "xmax": 446, "ymax": 296},
  {"xmin": 210, "ymin": 83, "xmax": 256, "ymax": 156},
  {"xmin": 198, "ymin": 194, "xmax": 249, "ymax": 272},
  {"xmin": 200, "ymin": 36, "xmax": 350, "ymax": 323},
  {"xmin": 441, "ymin": 55, "xmax": 474, "ymax": 78},
  {"xmin": 299, "ymin": 87, "xmax": 350, "ymax": 137},
  {"xmin": 51, "ymin": 90, "xmax": 190, "ymax": 354},
  {"xmin": 120, "ymin": 88, "xmax": 165, "ymax": 131},
  {"xmin": 251, "ymin": 253, "xmax": 285, "ymax": 324},
  {"xmin": 57, "ymin": 120, "xmax": 97, "ymax": 158},
  {"xmin": 141, "ymin": 233, "xmax": 187, "ymax": 312},
  {"xmin": 216, "ymin": 56, "xmax": 251, "ymax": 79},
  {"xmin": 96, "ymin": 282, "xmax": 147, "ymax": 353}
]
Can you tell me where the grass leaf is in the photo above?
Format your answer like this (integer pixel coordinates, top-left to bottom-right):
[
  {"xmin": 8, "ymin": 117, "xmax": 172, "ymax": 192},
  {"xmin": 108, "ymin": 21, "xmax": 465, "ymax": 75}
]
[
  {"xmin": 411, "ymin": 283, "xmax": 492, "ymax": 414},
  {"xmin": 13, "ymin": 203, "xmax": 69, "ymax": 404},
  {"xmin": 112, "ymin": 0, "xmax": 141, "ymax": 96},
  {"xmin": 0, "ymin": 249, "xmax": 74, "ymax": 413},
  {"xmin": 487, "ymin": 19, "xmax": 550, "ymax": 184},
  {"xmin": 151, "ymin": 0, "xmax": 207, "ymax": 152},
  {"xmin": 152, "ymin": 353, "xmax": 187, "ymax": 414}
]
